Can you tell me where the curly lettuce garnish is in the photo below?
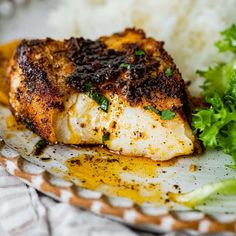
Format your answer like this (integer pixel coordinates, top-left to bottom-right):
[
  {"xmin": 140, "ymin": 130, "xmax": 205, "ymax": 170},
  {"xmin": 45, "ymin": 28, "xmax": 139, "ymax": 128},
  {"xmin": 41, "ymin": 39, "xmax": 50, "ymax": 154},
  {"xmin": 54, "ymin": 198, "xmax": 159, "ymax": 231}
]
[
  {"xmin": 215, "ymin": 24, "xmax": 236, "ymax": 53},
  {"xmin": 192, "ymin": 25, "xmax": 236, "ymax": 169}
]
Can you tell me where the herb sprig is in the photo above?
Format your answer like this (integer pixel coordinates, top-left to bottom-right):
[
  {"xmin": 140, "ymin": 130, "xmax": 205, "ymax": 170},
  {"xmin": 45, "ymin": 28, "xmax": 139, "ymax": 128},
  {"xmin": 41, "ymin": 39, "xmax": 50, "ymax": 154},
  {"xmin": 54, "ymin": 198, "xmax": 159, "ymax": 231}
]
[
  {"xmin": 165, "ymin": 68, "xmax": 173, "ymax": 77},
  {"xmin": 84, "ymin": 82, "xmax": 109, "ymax": 112},
  {"xmin": 144, "ymin": 105, "xmax": 175, "ymax": 120},
  {"xmin": 119, "ymin": 63, "xmax": 130, "ymax": 69},
  {"xmin": 102, "ymin": 132, "xmax": 110, "ymax": 142},
  {"xmin": 135, "ymin": 50, "xmax": 145, "ymax": 56}
]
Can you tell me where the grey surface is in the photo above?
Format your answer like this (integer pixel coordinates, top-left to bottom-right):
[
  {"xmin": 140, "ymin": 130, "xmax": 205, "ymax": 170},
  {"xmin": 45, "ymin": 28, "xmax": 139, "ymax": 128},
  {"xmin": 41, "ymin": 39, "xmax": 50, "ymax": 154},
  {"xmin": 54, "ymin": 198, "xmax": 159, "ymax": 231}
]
[
  {"xmin": 0, "ymin": 0, "xmax": 57, "ymax": 43},
  {"xmin": 0, "ymin": 225, "xmax": 7, "ymax": 236}
]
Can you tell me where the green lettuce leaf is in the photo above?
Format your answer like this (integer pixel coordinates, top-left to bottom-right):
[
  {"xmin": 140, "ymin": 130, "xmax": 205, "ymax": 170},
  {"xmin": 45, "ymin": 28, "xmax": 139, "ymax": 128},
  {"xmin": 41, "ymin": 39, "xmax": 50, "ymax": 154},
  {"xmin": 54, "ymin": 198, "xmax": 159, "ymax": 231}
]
[
  {"xmin": 215, "ymin": 24, "xmax": 236, "ymax": 53},
  {"xmin": 192, "ymin": 25, "xmax": 236, "ymax": 169}
]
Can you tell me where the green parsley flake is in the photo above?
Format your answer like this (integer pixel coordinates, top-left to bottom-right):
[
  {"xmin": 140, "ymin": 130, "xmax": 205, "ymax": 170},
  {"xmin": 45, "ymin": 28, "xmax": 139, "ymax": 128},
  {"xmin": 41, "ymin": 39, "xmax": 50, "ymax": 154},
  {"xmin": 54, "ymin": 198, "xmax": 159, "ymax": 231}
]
[
  {"xmin": 161, "ymin": 110, "xmax": 175, "ymax": 120},
  {"xmin": 92, "ymin": 92, "xmax": 109, "ymax": 112},
  {"xmin": 33, "ymin": 139, "xmax": 48, "ymax": 155},
  {"xmin": 144, "ymin": 106, "xmax": 175, "ymax": 120},
  {"xmin": 84, "ymin": 82, "xmax": 93, "ymax": 93},
  {"xmin": 135, "ymin": 50, "xmax": 145, "ymax": 56},
  {"xmin": 84, "ymin": 82, "xmax": 109, "ymax": 112},
  {"xmin": 25, "ymin": 118, "xmax": 34, "ymax": 131},
  {"xmin": 119, "ymin": 63, "xmax": 131, "ymax": 69},
  {"xmin": 165, "ymin": 68, "xmax": 173, "ymax": 77},
  {"xmin": 143, "ymin": 105, "xmax": 161, "ymax": 115},
  {"xmin": 102, "ymin": 132, "xmax": 110, "ymax": 142}
]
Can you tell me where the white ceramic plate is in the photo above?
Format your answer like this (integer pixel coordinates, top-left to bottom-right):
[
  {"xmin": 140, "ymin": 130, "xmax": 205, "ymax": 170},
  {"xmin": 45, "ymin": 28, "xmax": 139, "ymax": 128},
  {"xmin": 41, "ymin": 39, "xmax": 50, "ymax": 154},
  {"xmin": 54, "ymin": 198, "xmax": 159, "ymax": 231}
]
[{"xmin": 1, "ymin": 102, "xmax": 236, "ymax": 234}]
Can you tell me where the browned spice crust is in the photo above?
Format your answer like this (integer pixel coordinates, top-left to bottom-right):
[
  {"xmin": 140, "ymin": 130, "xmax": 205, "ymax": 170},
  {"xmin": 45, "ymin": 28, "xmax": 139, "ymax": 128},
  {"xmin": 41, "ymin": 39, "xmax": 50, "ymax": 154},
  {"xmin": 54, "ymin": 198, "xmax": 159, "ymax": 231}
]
[{"xmin": 9, "ymin": 28, "xmax": 192, "ymax": 143}]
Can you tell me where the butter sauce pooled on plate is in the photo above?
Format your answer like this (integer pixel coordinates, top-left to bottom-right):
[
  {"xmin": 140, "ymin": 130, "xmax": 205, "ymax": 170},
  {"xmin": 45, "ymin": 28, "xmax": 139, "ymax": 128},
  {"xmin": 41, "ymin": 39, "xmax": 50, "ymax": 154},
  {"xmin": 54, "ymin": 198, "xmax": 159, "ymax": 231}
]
[{"xmin": 66, "ymin": 150, "xmax": 177, "ymax": 204}]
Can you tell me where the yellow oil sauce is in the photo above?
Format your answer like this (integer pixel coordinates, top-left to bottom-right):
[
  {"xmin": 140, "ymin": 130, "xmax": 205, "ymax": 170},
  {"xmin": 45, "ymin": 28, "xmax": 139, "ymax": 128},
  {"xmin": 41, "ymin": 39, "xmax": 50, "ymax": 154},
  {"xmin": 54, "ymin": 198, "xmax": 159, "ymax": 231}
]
[
  {"xmin": 65, "ymin": 150, "xmax": 176, "ymax": 204},
  {"xmin": 0, "ymin": 40, "xmax": 20, "ymax": 106},
  {"xmin": 6, "ymin": 115, "xmax": 26, "ymax": 131}
]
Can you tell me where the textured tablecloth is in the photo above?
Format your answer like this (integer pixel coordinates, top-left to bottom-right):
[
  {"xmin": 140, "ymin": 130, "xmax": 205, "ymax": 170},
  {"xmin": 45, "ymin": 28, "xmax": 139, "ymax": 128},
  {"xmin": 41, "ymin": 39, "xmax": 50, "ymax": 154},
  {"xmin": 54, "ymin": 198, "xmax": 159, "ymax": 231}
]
[
  {"xmin": 0, "ymin": 165, "xmax": 147, "ymax": 236},
  {"xmin": 0, "ymin": 164, "xmax": 204, "ymax": 236}
]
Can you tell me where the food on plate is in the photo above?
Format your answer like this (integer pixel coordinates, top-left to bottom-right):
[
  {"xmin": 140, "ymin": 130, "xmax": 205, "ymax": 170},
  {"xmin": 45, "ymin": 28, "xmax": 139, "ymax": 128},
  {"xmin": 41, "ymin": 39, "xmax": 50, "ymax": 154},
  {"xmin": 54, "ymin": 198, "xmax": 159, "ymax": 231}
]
[
  {"xmin": 0, "ymin": 40, "xmax": 20, "ymax": 105},
  {"xmin": 8, "ymin": 28, "xmax": 200, "ymax": 161},
  {"xmin": 193, "ymin": 25, "xmax": 236, "ymax": 169}
]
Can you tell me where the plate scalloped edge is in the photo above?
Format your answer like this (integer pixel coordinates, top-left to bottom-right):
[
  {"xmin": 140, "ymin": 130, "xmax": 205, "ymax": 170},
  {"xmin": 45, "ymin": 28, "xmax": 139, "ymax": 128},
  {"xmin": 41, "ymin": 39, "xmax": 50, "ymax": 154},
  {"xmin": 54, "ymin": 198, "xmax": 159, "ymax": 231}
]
[{"xmin": 0, "ymin": 139, "xmax": 235, "ymax": 234}]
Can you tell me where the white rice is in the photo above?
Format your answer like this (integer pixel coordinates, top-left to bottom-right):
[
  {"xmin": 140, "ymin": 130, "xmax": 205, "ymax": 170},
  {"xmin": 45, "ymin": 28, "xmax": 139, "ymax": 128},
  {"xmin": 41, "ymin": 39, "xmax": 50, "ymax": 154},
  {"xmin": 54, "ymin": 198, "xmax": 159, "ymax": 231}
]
[{"xmin": 49, "ymin": 0, "xmax": 236, "ymax": 95}]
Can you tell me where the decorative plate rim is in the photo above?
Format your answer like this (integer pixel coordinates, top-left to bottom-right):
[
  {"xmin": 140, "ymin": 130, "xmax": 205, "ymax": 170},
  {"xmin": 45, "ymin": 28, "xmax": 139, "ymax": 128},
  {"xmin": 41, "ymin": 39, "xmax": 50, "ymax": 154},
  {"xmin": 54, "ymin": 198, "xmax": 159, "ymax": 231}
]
[{"xmin": 0, "ymin": 139, "xmax": 235, "ymax": 234}]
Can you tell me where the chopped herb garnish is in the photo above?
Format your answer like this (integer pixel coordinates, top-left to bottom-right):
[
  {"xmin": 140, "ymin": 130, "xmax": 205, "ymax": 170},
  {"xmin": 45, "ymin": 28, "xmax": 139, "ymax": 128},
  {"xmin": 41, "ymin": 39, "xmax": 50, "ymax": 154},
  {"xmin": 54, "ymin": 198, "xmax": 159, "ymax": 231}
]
[
  {"xmin": 119, "ymin": 63, "xmax": 131, "ymax": 69},
  {"xmin": 165, "ymin": 68, "xmax": 173, "ymax": 77},
  {"xmin": 144, "ymin": 105, "xmax": 161, "ymax": 115},
  {"xmin": 84, "ymin": 82, "xmax": 109, "ymax": 112},
  {"xmin": 25, "ymin": 118, "xmax": 34, "ymax": 131},
  {"xmin": 92, "ymin": 92, "xmax": 109, "ymax": 112},
  {"xmin": 33, "ymin": 139, "xmax": 48, "ymax": 155},
  {"xmin": 135, "ymin": 50, "xmax": 145, "ymax": 56},
  {"xmin": 102, "ymin": 132, "xmax": 110, "ymax": 142},
  {"xmin": 161, "ymin": 110, "xmax": 175, "ymax": 120},
  {"xmin": 84, "ymin": 82, "xmax": 93, "ymax": 93},
  {"xmin": 144, "ymin": 106, "xmax": 175, "ymax": 120}
]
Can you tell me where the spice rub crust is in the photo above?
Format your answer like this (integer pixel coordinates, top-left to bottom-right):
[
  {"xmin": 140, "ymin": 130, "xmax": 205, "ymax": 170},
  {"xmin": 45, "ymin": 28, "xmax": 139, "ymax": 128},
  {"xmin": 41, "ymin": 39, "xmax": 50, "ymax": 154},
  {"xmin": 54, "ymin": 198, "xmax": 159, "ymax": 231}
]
[{"xmin": 9, "ymin": 28, "xmax": 191, "ymax": 143}]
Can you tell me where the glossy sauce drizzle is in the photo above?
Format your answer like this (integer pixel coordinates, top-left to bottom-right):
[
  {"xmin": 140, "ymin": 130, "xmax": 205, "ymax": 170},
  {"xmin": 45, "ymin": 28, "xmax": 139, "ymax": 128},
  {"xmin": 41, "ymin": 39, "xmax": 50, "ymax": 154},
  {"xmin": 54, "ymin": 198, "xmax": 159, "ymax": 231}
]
[{"xmin": 65, "ymin": 150, "xmax": 176, "ymax": 204}]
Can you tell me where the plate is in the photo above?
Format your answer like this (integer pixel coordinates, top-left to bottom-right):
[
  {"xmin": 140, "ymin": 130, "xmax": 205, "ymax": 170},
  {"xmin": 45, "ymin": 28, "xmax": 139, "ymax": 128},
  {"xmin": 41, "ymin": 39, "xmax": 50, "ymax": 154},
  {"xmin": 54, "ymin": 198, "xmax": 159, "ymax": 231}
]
[
  {"xmin": 0, "ymin": 1, "xmax": 236, "ymax": 234},
  {"xmin": 0, "ymin": 104, "xmax": 236, "ymax": 234}
]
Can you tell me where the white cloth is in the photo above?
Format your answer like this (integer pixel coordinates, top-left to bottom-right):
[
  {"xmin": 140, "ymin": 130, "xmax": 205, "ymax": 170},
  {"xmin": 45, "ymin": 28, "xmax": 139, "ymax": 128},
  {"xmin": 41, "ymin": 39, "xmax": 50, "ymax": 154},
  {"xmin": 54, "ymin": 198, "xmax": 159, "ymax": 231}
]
[{"xmin": 0, "ymin": 165, "xmax": 138, "ymax": 236}]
